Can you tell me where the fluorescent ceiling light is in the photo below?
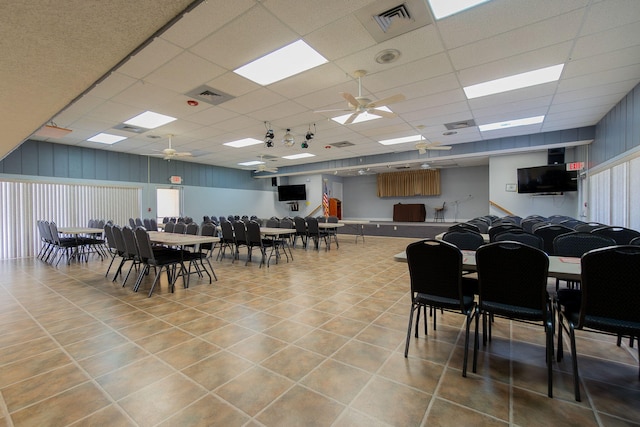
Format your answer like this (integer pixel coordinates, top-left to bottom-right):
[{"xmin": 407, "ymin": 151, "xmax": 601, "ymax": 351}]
[
  {"xmin": 87, "ymin": 133, "xmax": 127, "ymax": 144},
  {"xmin": 331, "ymin": 107, "xmax": 392, "ymax": 125},
  {"xmin": 378, "ymin": 135, "xmax": 423, "ymax": 146},
  {"xmin": 479, "ymin": 115, "xmax": 544, "ymax": 132},
  {"xmin": 234, "ymin": 40, "xmax": 328, "ymax": 86},
  {"xmin": 282, "ymin": 153, "xmax": 316, "ymax": 160},
  {"xmin": 464, "ymin": 64, "xmax": 564, "ymax": 99},
  {"xmin": 223, "ymin": 138, "xmax": 263, "ymax": 148},
  {"xmin": 124, "ymin": 111, "xmax": 176, "ymax": 129},
  {"xmin": 238, "ymin": 160, "xmax": 264, "ymax": 166},
  {"xmin": 428, "ymin": 0, "xmax": 491, "ymax": 19}
]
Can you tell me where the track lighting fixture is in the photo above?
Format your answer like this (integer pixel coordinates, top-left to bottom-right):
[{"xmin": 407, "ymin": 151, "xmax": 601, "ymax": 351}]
[
  {"xmin": 301, "ymin": 124, "xmax": 315, "ymax": 149},
  {"xmin": 264, "ymin": 122, "xmax": 274, "ymax": 148}
]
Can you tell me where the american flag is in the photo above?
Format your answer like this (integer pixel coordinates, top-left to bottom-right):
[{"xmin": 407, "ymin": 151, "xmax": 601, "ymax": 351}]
[{"xmin": 322, "ymin": 181, "xmax": 329, "ymax": 216}]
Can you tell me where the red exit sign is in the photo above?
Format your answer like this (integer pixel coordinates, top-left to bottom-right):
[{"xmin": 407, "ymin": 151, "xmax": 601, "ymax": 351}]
[{"xmin": 566, "ymin": 162, "xmax": 584, "ymax": 171}]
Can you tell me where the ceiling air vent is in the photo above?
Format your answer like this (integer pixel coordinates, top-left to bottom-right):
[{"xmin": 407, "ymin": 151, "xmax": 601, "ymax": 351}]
[
  {"xmin": 329, "ymin": 141, "xmax": 355, "ymax": 148},
  {"xmin": 355, "ymin": 0, "xmax": 431, "ymax": 43},
  {"xmin": 113, "ymin": 123, "xmax": 148, "ymax": 133},
  {"xmin": 374, "ymin": 4, "xmax": 411, "ymax": 33},
  {"xmin": 185, "ymin": 85, "xmax": 234, "ymax": 106},
  {"xmin": 444, "ymin": 119, "xmax": 476, "ymax": 130}
]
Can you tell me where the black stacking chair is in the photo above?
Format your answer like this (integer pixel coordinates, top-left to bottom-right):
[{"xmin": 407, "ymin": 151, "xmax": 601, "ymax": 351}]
[
  {"xmin": 246, "ymin": 220, "xmax": 274, "ymax": 268},
  {"xmin": 630, "ymin": 236, "xmax": 640, "ymax": 246},
  {"xmin": 173, "ymin": 222, "xmax": 187, "ymax": 234},
  {"xmin": 442, "ymin": 230, "xmax": 485, "ymax": 251},
  {"xmin": 103, "ymin": 224, "xmax": 121, "ymax": 278},
  {"xmin": 233, "ymin": 220, "xmax": 248, "ymax": 262},
  {"xmin": 111, "ymin": 226, "xmax": 137, "ymax": 284},
  {"xmin": 552, "ymin": 231, "xmax": 616, "ymax": 291},
  {"xmin": 533, "ymin": 224, "xmax": 573, "ymax": 255},
  {"xmin": 306, "ymin": 216, "xmax": 328, "ymax": 250},
  {"xmin": 488, "ymin": 223, "xmax": 521, "ymax": 242},
  {"xmin": 494, "ymin": 229, "xmax": 544, "ymax": 250},
  {"xmin": 574, "ymin": 222, "xmax": 606, "ymax": 233},
  {"xmin": 293, "ymin": 216, "xmax": 308, "ymax": 248},
  {"xmin": 218, "ymin": 221, "xmax": 235, "ymax": 260},
  {"xmin": 404, "ymin": 239, "xmax": 476, "ymax": 377},
  {"xmin": 474, "ymin": 241, "xmax": 553, "ymax": 397},
  {"xmin": 521, "ymin": 218, "xmax": 546, "ymax": 233},
  {"xmin": 164, "ymin": 221, "xmax": 175, "ymax": 233},
  {"xmin": 591, "ymin": 226, "xmax": 640, "ymax": 245},
  {"xmin": 556, "ymin": 245, "xmax": 640, "ymax": 401},
  {"xmin": 133, "ymin": 228, "xmax": 186, "ymax": 297},
  {"xmin": 559, "ymin": 219, "xmax": 585, "ymax": 230},
  {"xmin": 143, "ymin": 218, "xmax": 151, "ymax": 230},
  {"xmin": 448, "ymin": 223, "xmax": 480, "ymax": 233},
  {"xmin": 467, "ymin": 219, "xmax": 489, "ymax": 233},
  {"xmin": 129, "ymin": 218, "xmax": 136, "ymax": 228},
  {"xmin": 120, "ymin": 226, "xmax": 141, "ymax": 287}
]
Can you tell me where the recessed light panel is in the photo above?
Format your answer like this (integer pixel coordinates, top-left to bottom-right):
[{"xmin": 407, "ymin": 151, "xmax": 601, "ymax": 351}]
[
  {"xmin": 238, "ymin": 160, "xmax": 264, "ymax": 166},
  {"xmin": 428, "ymin": 0, "xmax": 491, "ymax": 19},
  {"xmin": 87, "ymin": 133, "xmax": 127, "ymax": 144},
  {"xmin": 282, "ymin": 153, "xmax": 316, "ymax": 160},
  {"xmin": 223, "ymin": 138, "xmax": 264, "ymax": 148},
  {"xmin": 124, "ymin": 111, "xmax": 176, "ymax": 129},
  {"xmin": 234, "ymin": 40, "xmax": 328, "ymax": 86},
  {"xmin": 479, "ymin": 115, "xmax": 544, "ymax": 132},
  {"xmin": 331, "ymin": 107, "xmax": 392, "ymax": 125},
  {"xmin": 464, "ymin": 64, "xmax": 564, "ymax": 99},
  {"xmin": 378, "ymin": 135, "xmax": 423, "ymax": 145}
]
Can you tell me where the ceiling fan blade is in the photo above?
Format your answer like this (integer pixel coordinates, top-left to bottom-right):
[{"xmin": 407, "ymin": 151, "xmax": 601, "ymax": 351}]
[
  {"xmin": 427, "ymin": 146, "xmax": 452, "ymax": 150},
  {"xmin": 343, "ymin": 112, "xmax": 359, "ymax": 125},
  {"xmin": 368, "ymin": 108, "xmax": 396, "ymax": 118},
  {"xmin": 340, "ymin": 92, "xmax": 360, "ymax": 108},
  {"xmin": 367, "ymin": 94, "xmax": 405, "ymax": 108},
  {"xmin": 418, "ymin": 148, "xmax": 426, "ymax": 155},
  {"xmin": 174, "ymin": 152, "xmax": 192, "ymax": 157},
  {"xmin": 314, "ymin": 107, "xmax": 352, "ymax": 113}
]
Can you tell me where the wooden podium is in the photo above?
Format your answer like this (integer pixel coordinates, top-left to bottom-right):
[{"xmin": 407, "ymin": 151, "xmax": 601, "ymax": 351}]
[
  {"xmin": 393, "ymin": 203, "xmax": 426, "ymax": 222},
  {"xmin": 329, "ymin": 198, "xmax": 342, "ymax": 219}
]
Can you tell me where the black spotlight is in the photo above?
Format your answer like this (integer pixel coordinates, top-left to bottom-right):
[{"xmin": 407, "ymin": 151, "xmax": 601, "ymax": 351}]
[
  {"xmin": 301, "ymin": 141, "xmax": 309, "ymax": 149},
  {"xmin": 305, "ymin": 131, "xmax": 314, "ymax": 141},
  {"xmin": 265, "ymin": 129, "xmax": 274, "ymax": 140},
  {"xmin": 265, "ymin": 139, "xmax": 274, "ymax": 148}
]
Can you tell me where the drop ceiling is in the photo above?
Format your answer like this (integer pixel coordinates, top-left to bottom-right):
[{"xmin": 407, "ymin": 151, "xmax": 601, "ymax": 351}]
[{"xmin": 4, "ymin": 0, "xmax": 640, "ymax": 177}]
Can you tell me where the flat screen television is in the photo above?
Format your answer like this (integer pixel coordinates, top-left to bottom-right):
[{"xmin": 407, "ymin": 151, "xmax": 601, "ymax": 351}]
[
  {"xmin": 517, "ymin": 164, "xmax": 578, "ymax": 194},
  {"xmin": 277, "ymin": 184, "xmax": 306, "ymax": 201}
]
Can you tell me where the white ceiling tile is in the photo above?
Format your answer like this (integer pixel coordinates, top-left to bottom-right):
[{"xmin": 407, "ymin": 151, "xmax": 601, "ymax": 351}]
[
  {"xmin": 571, "ymin": 21, "xmax": 640, "ymax": 60},
  {"xmin": 117, "ymin": 38, "xmax": 183, "ymax": 80},
  {"xmin": 580, "ymin": 0, "xmax": 640, "ymax": 35},
  {"xmin": 160, "ymin": 0, "xmax": 256, "ymax": 48},
  {"xmin": 189, "ymin": 6, "xmax": 297, "ymax": 70},
  {"xmin": 144, "ymin": 51, "xmax": 226, "ymax": 93}
]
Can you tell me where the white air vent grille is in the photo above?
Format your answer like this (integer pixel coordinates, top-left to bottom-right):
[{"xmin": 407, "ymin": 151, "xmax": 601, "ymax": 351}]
[
  {"xmin": 114, "ymin": 123, "xmax": 148, "ymax": 133},
  {"xmin": 355, "ymin": 0, "xmax": 431, "ymax": 43},
  {"xmin": 330, "ymin": 141, "xmax": 355, "ymax": 148},
  {"xmin": 444, "ymin": 119, "xmax": 476, "ymax": 130},
  {"xmin": 374, "ymin": 4, "xmax": 411, "ymax": 33},
  {"xmin": 185, "ymin": 85, "xmax": 234, "ymax": 106}
]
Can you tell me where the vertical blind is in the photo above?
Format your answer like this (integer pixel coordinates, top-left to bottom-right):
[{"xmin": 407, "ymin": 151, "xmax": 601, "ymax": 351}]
[
  {"xmin": 376, "ymin": 169, "xmax": 441, "ymax": 197},
  {"xmin": 0, "ymin": 180, "xmax": 141, "ymax": 259},
  {"xmin": 588, "ymin": 155, "xmax": 640, "ymax": 229}
]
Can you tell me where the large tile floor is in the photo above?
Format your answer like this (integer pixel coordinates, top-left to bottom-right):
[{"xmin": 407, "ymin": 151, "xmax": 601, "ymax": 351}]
[{"xmin": 0, "ymin": 236, "xmax": 639, "ymax": 426}]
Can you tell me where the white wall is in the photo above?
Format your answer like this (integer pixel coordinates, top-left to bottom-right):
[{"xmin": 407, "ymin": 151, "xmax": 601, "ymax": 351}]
[{"xmin": 488, "ymin": 151, "xmax": 580, "ymax": 218}]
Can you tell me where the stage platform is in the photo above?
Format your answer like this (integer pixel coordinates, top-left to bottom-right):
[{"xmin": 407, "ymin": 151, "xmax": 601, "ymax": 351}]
[{"xmin": 338, "ymin": 220, "xmax": 454, "ymax": 239}]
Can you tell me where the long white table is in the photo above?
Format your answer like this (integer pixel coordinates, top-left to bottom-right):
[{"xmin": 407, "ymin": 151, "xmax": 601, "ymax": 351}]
[
  {"xmin": 394, "ymin": 250, "xmax": 581, "ymax": 281},
  {"xmin": 148, "ymin": 231, "xmax": 219, "ymax": 246}
]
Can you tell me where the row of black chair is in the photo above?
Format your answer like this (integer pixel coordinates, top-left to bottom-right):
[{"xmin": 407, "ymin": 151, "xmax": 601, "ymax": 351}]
[
  {"xmin": 405, "ymin": 239, "xmax": 640, "ymax": 401},
  {"xmin": 37, "ymin": 220, "xmax": 108, "ymax": 265},
  {"xmin": 104, "ymin": 224, "xmax": 215, "ymax": 296},
  {"xmin": 129, "ymin": 217, "xmax": 159, "ymax": 231}
]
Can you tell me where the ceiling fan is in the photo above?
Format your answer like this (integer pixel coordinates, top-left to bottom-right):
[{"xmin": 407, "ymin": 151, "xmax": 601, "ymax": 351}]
[
  {"xmin": 415, "ymin": 140, "xmax": 452, "ymax": 154},
  {"xmin": 148, "ymin": 135, "xmax": 192, "ymax": 160},
  {"xmin": 316, "ymin": 70, "xmax": 405, "ymax": 125},
  {"xmin": 252, "ymin": 155, "xmax": 278, "ymax": 173}
]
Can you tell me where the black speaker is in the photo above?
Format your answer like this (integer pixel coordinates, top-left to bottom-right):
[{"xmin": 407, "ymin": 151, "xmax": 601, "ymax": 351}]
[
  {"xmin": 548, "ymin": 148, "xmax": 565, "ymax": 165},
  {"xmin": 271, "ymin": 177, "xmax": 278, "ymax": 187}
]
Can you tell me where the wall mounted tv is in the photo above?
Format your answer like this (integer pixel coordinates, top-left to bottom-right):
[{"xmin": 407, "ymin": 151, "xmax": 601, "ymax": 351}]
[
  {"xmin": 517, "ymin": 164, "xmax": 578, "ymax": 194},
  {"xmin": 277, "ymin": 184, "xmax": 306, "ymax": 201}
]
